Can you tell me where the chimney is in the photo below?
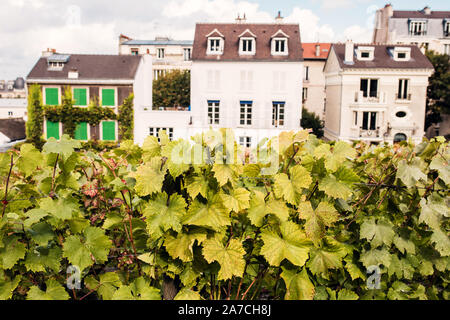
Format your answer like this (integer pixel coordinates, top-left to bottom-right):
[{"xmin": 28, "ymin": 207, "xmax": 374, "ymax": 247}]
[
  {"xmin": 315, "ymin": 44, "xmax": 321, "ymax": 57},
  {"xmin": 275, "ymin": 11, "xmax": 284, "ymax": 23},
  {"xmin": 42, "ymin": 48, "xmax": 56, "ymax": 57},
  {"xmin": 344, "ymin": 40, "xmax": 354, "ymax": 65},
  {"xmin": 423, "ymin": 6, "xmax": 431, "ymax": 15},
  {"xmin": 385, "ymin": 3, "xmax": 394, "ymax": 17},
  {"xmin": 68, "ymin": 68, "xmax": 79, "ymax": 79},
  {"xmin": 235, "ymin": 13, "xmax": 242, "ymax": 24},
  {"xmin": 242, "ymin": 13, "xmax": 247, "ymax": 23}
]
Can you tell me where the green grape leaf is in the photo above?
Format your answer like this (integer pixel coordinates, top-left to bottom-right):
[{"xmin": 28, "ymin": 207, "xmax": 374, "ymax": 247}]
[
  {"xmin": 25, "ymin": 247, "xmax": 62, "ymax": 273},
  {"xmin": 325, "ymin": 141, "xmax": 357, "ymax": 172},
  {"xmin": 62, "ymin": 226, "xmax": 112, "ymax": 271},
  {"xmin": 220, "ymin": 187, "xmax": 250, "ymax": 213},
  {"xmin": 430, "ymin": 155, "xmax": 450, "ymax": 184},
  {"xmin": 28, "ymin": 222, "xmax": 55, "ymax": 246},
  {"xmin": 396, "ymin": 158, "xmax": 427, "ymax": 187},
  {"xmin": 143, "ymin": 192, "xmax": 187, "ymax": 238},
  {"xmin": 344, "ymin": 257, "xmax": 366, "ymax": 281},
  {"xmin": 360, "ymin": 248, "xmax": 391, "ymax": 268},
  {"xmin": 24, "ymin": 208, "xmax": 49, "ymax": 228},
  {"xmin": 186, "ymin": 174, "xmax": 208, "ymax": 199},
  {"xmin": 0, "ymin": 275, "xmax": 21, "ymax": 300},
  {"xmin": 298, "ymin": 201, "xmax": 339, "ymax": 244},
  {"xmin": 17, "ymin": 144, "xmax": 43, "ymax": 177},
  {"xmin": 319, "ymin": 174, "xmax": 353, "ymax": 200},
  {"xmin": 27, "ymin": 279, "xmax": 70, "ymax": 300},
  {"xmin": 112, "ymin": 277, "xmax": 161, "ymax": 300},
  {"xmin": 430, "ymin": 229, "xmax": 450, "ymax": 256},
  {"xmin": 165, "ymin": 231, "xmax": 207, "ymax": 262},
  {"xmin": 393, "ymin": 235, "xmax": 416, "ymax": 255},
  {"xmin": 307, "ymin": 243, "xmax": 347, "ymax": 279},
  {"xmin": 85, "ymin": 272, "xmax": 121, "ymax": 300},
  {"xmin": 202, "ymin": 238, "xmax": 245, "ymax": 280},
  {"xmin": 183, "ymin": 194, "xmax": 230, "ymax": 230},
  {"xmin": 281, "ymin": 268, "xmax": 315, "ymax": 300},
  {"xmin": 142, "ymin": 135, "xmax": 161, "ymax": 159},
  {"xmin": 130, "ymin": 157, "xmax": 165, "ymax": 196},
  {"xmin": 0, "ymin": 236, "xmax": 26, "ymax": 269},
  {"xmin": 419, "ymin": 198, "xmax": 448, "ymax": 229},
  {"xmin": 337, "ymin": 289, "xmax": 359, "ymax": 300},
  {"xmin": 388, "ymin": 255, "xmax": 415, "ymax": 280},
  {"xmin": 273, "ymin": 166, "xmax": 312, "ymax": 205},
  {"xmin": 261, "ymin": 221, "xmax": 311, "ymax": 267},
  {"xmin": 39, "ymin": 197, "xmax": 78, "ymax": 221},
  {"xmin": 212, "ymin": 163, "xmax": 242, "ymax": 187},
  {"xmin": 360, "ymin": 219, "xmax": 395, "ymax": 248},
  {"xmin": 174, "ymin": 288, "xmax": 202, "ymax": 300},
  {"xmin": 42, "ymin": 135, "xmax": 81, "ymax": 158}
]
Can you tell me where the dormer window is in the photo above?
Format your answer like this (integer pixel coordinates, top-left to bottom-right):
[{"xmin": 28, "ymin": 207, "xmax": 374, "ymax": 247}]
[
  {"xmin": 206, "ymin": 29, "xmax": 225, "ymax": 55},
  {"xmin": 357, "ymin": 46, "xmax": 374, "ymax": 61},
  {"xmin": 444, "ymin": 21, "xmax": 450, "ymax": 37},
  {"xmin": 47, "ymin": 54, "xmax": 70, "ymax": 71},
  {"xmin": 238, "ymin": 29, "xmax": 257, "ymax": 55},
  {"xmin": 271, "ymin": 29, "xmax": 289, "ymax": 56},
  {"xmin": 392, "ymin": 47, "xmax": 411, "ymax": 61},
  {"xmin": 409, "ymin": 20, "xmax": 427, "ymax": 36}
]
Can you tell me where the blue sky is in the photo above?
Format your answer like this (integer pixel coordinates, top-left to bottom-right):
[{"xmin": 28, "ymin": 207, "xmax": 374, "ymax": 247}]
[{"xmin": 0, "ymin": 0, "xmax": 448, "ymax": 79}]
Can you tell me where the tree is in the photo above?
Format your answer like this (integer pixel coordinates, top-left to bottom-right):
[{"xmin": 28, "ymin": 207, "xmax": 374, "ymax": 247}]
[
  {"xmin": 425, "ymin": 50, "xmax": 450, "ymax": 129},
  {"xmin": 301, "ymin": 107, "xmax": 324, "ymax": 138},
  {"xmin": 153, "ymin": 70, "xmax": 190, "ymax": 109}
]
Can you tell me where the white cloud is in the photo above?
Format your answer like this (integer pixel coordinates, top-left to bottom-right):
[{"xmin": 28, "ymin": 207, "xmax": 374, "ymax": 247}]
[
  {"xmin": 285, "ymin": 7, "xmax": 335, "ymax": 42},
  {"xmin": 342, "ymin": 25, "xmax": 372, "ymax": 43}
]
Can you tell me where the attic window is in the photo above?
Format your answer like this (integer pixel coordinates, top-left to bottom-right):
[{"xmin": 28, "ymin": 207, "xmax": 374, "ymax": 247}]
[
  {"xmin": 239, "ymin": 38, "xmax": 255, "ymax": 55},
  {"xmin": 357, "ymin": 47, "xmax": 374, "ymax": 61},
  {"xmin": 272, "ymin": 38, "xmax": 288, "ymax": 55},
  {"xmin": 207, "ymin": 38, "xmax": 224, "ymax": 54},
  {"xmin": 393, "ymin": 47, "xmax": 411, "ymax": 61}
]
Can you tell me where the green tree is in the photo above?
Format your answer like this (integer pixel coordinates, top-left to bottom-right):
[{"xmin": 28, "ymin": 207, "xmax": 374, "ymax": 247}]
[
  {"xmin": 301, "ymin": 107, "xmax": 324, "ymax": 138},
  {"xmin": 25, "ymin": 84, "xmax": 45, "ymax": 149},
  {"xmin": 425, "ymin": 50, "xmax": 450, "ymax": 128},
  {"xmin": 153, "ymin": 70, "xmax": 190, "ymax": 109}
]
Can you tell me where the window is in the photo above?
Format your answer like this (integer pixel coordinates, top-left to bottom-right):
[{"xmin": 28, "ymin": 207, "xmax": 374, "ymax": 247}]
[
  {"xmin": 7, "ymin": 111, "xmax": 13, "ymax": 116},
  {"xmin": 240, "ymin": 38, "xmax": 255, "ymax": 55},
  {"xmin": 157, "ymin": 48, "xmax": 165, "ymax": 59},
  {"xmin": 444, "ymin": 21, "xmax": 450, "ymax": 37},
  {"xmin": 304, "ymin": 66, "xmax": 309, "ymax": 81},
  {"xmin": 73, "ymin": 88, "xmax": 87, "ymax": 106},
  {"xmin": 357, "ymin": 47, "xmax": 374, "ymax": 60},
  {"xmin": 75, "ymin": 122, "xmax": 88, "ymax": 141},
  {"xmin": 397, "ymin": 52, "xmax": 406, "ymax": 59},
  {"xmin": 273, "ymin": 71, "xmax": 286, "ymax": 91},
  {"xmin": 361, "ymin": 51, "xmax": 370, "ymax": 58},
  {"xmin": 240, "ymin": 70, "xmax": 253, "ymax": 91},
  {"xmin": 302, "ymin": 88, "xmax": 308, "ymax": 102},
  {"xmin": 444, "ymin": 44, "xmax": 450, "ymax": 55},
  {"xmin": 362, "ymin": 112, "xmax": 377, "ymax": 131},
  {"xmin": 398, "ymin": 79, "xmax": 409, "ymax": 100},
  {"xmin": 131, "ymin": 48, "xmax": 139, "ymax": 55},
  {"xmin": 240, "ymin": 101, "xmax": 252, "ymax": 126},
  {"xmin": 396, "ymin": 111, "xmax": 407, "ymax": 118},
  {"xmin": 353, "ymin": 111, "xmax": 358, "ymax": 126},
  {"xmin": 102, "ymin": 88, "xmax": 115, "ymax": 106},
  {"xmin": 273, "ymin": 38, "xmax": 287, "ymax": 54},
  {"xmin": 360, "ymin": 79, "xmax": 378, "ymax": 98},
  {"xmin": 409, "ymin": 21, "xmax": 427, "ymax": 36},
  {"xmin": 46, "ymin": 120, "xmax": 60, "ymax": 140},
  {"xmin": 239, "ymin": 136, "xmax": 251, "ymax": 148},
  {"xmin": 149, "ymin": 127, "xmax": 174, "ymax": 141},
  {"xmin": 184, "ymin": 48, "xmax": 191, "ymax": 61},
  {"xmin": 208, "ymin": 38, "xmax": 223, "ymax": 54},
  {"xmin": 102, "ymin": 121, "xmax": 116, "ymax": 141},
  {"xmin": 45, "ymin": 87, "xmax": 59, "ymax": 105},
  {"xmin": 207, "ymin": 100, "xmax": 220, "ymax": 125},
  {"xmin": 207, "ymin": 70, "xmax": 221, "ymax": 90},
  {"xmin": 154, "ymin": 69, "xmax": 165, "ymax": 80},
  {"xmin": 272, "ymin": 102, "xmax": 285, "ymax": 127}
]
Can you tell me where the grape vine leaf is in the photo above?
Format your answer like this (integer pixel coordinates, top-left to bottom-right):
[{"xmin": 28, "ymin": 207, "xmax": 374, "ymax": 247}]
[
  {"xmin": 142, "ymin": 135, "xmax": 161, "ymax": 159},
  {"xmin": 307, "ymin": 242, "xmax": 347, "ymax": 279},
  {"xmin": 360, "ymin": 248, "xmax": 391, "ymax": 268},
  {"xmin": 396, "ymin": 158, "xmax": 427, "ymax": 188},
  {"xmin": 318, "ymin": 174, "xmax": 353, "ymax": 200},
  {"xmin": 0, "ymin": 236, "xmax": 26, "ymax": 269},
  {"xmin": 130, "ymin": 157, "xmax": 165, "ymax": 196},
  {"xmin": 298, "ymin": 201, "xmax": 339, "ymax": 244},
  {"xmin": 27, "ymin": 279, "xmax": 70, "ymax": 300},
  {"xmin": 164, "ymin": 231, "xmax": 207, "ymax": 262},
  {"xmin": 186, "ymin": 174, "xmax": 208, "ymax": 199},
  {"xmin": 182, "ymin": 194, "xmax": 230, "ymax": 230},
  {"xmin": 261, "ymin": 221, "xmax": 311, "ymax": 267},
  {"xmin": 17, "ymin": 144, "xmax": 43, "ymax": 177},
  {"xmin": 111, "ymin": 277, "xmax": 161, "ymax": 300},
  {"xmin": 273, "ymin": 165, "xmax": 312, "ymax": 205},
  {"xmin": 220, "ymin": 187, "xmax": 250, "ymax": 213},
  {"xmin": 212, "ymin": 163, "xmax": 242, "ymax": 187},
  {"xmin": 419, "ymin": 198, "xmax": 448, "ymax": 230},
  {"xmin": 174, "ymin": 288, "xmax": 202, "ymax": 300},
  {"xmin": 325, "ymin": 141, "xmax": 357, "ymax": 172},
  {"xmin": 393, "ymin": 235, "xmax": 416, "ymax": 255},
  {"xmin": 62, "ymin": 226, "xmax": 112, "ymax": 271},
  {"xmin": 0, "ymin": 275, "xmax": 21, "ymax": 300},
  {"xmin": 202, "ymin": 238, "xmax": 246, "ymax": 280},
  {"xmin": 85, "ymin": 272, "xmax": 122, "ymax": 300},
  {"xmin": 430, "ymin": 229, "xmax": 450, "ymax": 256},
  {"xmin": 39, "ymin": 197, "xmax": 78, "ymax": 221},
  {"xmin": 42, "ymin": 135, "xmax": 81, "ymax": 158},
  {"xmin": 281, "ymin": 268, "xmax": 315, "ymax": 300},
  {"xmin": 24, "ymin": 247, "xmax": 62, "ymax": 273},
  {"xmin": 143, "ymin": 192, "xmax": 187, "ymax": 238},
  {"xmin": 430, "ymin": 155, "xmax": 450, "ymax": 184},
  {"xmin": 360, "ymin": 218, "xmax": 395, "ymax": 248},
  {"xmin": 337, "ymin": 288, "xmax": 359, "ymax": 300}
]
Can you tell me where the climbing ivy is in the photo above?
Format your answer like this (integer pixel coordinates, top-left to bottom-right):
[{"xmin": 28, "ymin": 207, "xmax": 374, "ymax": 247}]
[
  {"xmin": 25, "ymin": 84, "xmax": 45, "ymax": 150},
  {"xmin": 118, "ymin": 94, "xmax": 134, "ymax": 140}
]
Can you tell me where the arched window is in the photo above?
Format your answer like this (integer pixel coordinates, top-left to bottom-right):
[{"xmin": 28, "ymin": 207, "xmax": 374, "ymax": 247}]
[{"xmin": 394, "ymin": 133, "xmax": 407, "ymax": 143}]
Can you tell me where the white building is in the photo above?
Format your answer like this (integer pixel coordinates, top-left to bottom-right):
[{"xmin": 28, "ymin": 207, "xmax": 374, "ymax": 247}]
[
  {"xmin": 323, "ymin": 41, "xmax": 434, "ymax": 144},
  {"xmin": 134, "ymin": 16, "xmax": 305, "ymax": 148},
  {"xmin": 373, "ymin": 4, "xmax": 450, "ymax": 55},
  {"xmin": 119, "ymin": 35, "xmax": 193, "ymax": 80},
  {"xmin": 0, "ymin": 77, "xmax": 27, "ymax": 120}
]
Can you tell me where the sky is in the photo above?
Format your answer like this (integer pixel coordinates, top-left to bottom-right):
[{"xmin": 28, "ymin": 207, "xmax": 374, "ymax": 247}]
[{"xmin": 0, "ymin": 0, "xmax": 448, "ymax": 80}]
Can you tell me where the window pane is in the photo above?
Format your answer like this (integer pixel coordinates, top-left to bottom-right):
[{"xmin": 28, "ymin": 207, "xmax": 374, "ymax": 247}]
[
  {"xmin": 46, "ymin": 120, "xmax": 60, "ymax": 140},
  {"xmin": 360, "ymin": 79, "xmax": 368, "ymax": 97},
  {"xmin": 369, "ymin": 79, "xmax": 378, "ymax": 97},
  {"xmin": 362, "ymin": 112, "xmax": 369, "ymax": 130},
  {"xmin": 75, "ymin": 122, "xmax": 88, "ymax": 140},
  {"xmin": 45, "ymin": 88, "xmax": 59, "ymax": 105},
  {"xmin": 370, "ymin": 112, "xmax": 377, "ymax": 130},
  {"xmin": 102, "ymin": 121, "xmax": 116, "ymax": 141},
  {"xmin": 102, "ymin": 89, "xmax": 115, "ymax": 106},
  {"xmin": 74, "ymin": 88, "xmax": 87, "ymax": 106}
]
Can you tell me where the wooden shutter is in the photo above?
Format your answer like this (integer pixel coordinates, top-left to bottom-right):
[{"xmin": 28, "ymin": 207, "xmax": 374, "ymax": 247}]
[
  {"xmin": 75, "ymin": 122, "xmax": 88, "ymax": 140},
  {"xmin": 73, "ymin": 88, "xmax": 87, "ymax": 106},
  {"xmin": 102, "ymin": 89, "xmax": 115, "ymax": 106},
  {"xmin": 46, "ymin": 120, "xmax": 60, "ymax": 140},
  {"xmin": 102, "ymin": 121, "xmax": 116, "ymax": 141},
  {"xmin": 45, "ymin": 88, "xmax": 59, "ymax": 105}
]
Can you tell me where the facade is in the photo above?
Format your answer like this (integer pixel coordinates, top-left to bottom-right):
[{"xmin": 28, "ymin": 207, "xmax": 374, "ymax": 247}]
[
  {"xmin": 26, "ymin": 49, "xmax": 152, "ymax": 143},
  {"xmin": 119, "ymin": 34, "xmax": 193, "ymax": 80},
  {"xmin": 373, "ymin": 4, "xmax": 450, "ymax": 54},
  {"xmin": 323, "ymin": 41, "xmax": 433, "ymax": 144},
  {"xmin": 301, "ymin": 43, "xmax": 331, "ymax": 119},
  {"xmin": 0, "ymin": 77, "xmax": 27, "ymax": 119}
]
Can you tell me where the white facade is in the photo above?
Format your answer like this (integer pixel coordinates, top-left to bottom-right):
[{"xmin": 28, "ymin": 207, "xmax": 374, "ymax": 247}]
[{"xmin": 0, "ymin": 98, "xmax": 27, "ymax": 120}]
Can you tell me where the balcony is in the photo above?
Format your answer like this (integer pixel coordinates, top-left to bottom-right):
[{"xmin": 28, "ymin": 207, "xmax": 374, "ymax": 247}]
[
  {"xmin": 353, "ymin": 91, "xmax": 386, "ymax": 105},
  {"xmin": 395, "ymin": 93, "xmax": 412, "ymax": 103},
  {"xmin": 359, "ymin": 126, "xmax": 381, "ymax": 139}
]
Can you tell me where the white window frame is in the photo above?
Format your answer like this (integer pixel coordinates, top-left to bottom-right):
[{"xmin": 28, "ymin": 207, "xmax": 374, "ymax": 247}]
[
  {"xmin": 207, "ymin": 70, "xmax": 221, "ymax": 91},
  {"xmin": 99, "ymin": 87, "xmax": 118, "ymax": 108},
  {"xmin": 357, "ymin": 46, "xmax": 375, "ymax": 61},
  {"xmin": 239, "ymin": 37, "xmax": 256, "ymax": 55},
  {"xmin": 360, "ymin": 78, "xmax": 379, "ymax": 98},
  {"xmin": 271, "ymin": 38, "xmax": 288, "ymax": 56},
  {"xmin": 393, "ymin": 47, "xmax": 411, "ymax": 61},
  {"xmin": 207, "ymin": 100, "xmax": 220, "ymax": 125},
  {"xmin": 444, "ymin": 44, "xmax": 450, "ymax": 55},
  {"xmin": 7, "ymin": 111, "xmax": 13, "ymax": 117},
  {"xmin": 43, "ymin": 86, "xmax": 61, "ymax": 105},
  {"xmin": 157, "ymin": 48, "xmax": 165, "ymax": 59},
  {"xmin": 445, "ymin": 21, "xmax": 450, "ymax": 36},
  {"xmin": 240, "ymin": 70, "xmax": 253, "ymax": 92},
  {"xmin": 74, "ymin": 122, "xmax": 91, "ymax": 142},
  {"xmin": 207, "ymin": 37, "xmax": 224, "ymax": 55},
  {"xmin": 409, "ymin": 21, "xmax": 427, "ymax": 36},
  {"xmin": 272, "ymin": 102, "xmax": 285, "ymax": 128},
  {"xmin": 72, "ymin": 87, "xmax": 90, "ymax": 107},
  {"xmin": 302, "ymin": 88, "xmax": 308, "ymax": 102},
  {"xmin": 183, "ymin": 48, "xmax": 192, "ymax": 61},
  {"xmin": 239, "ymin": 136, "xmax": 252, "ymax": 148},
  {"xmin": 304, "ymin": 66, "xmax": 309, "ymax": 81},
  {"xmin": 131, "ymin": 48, "xmax": 139, "ymax": 56},
  {"xmin": 361, "ymin": 111, "xmax": 378, "ymax": 131},
  {"xmin": 239, "ymin": 101, "xmax": 252, "ymax": 126},
  {"xmin": 397, "ymin": 79, "xmax": 410, "ymax": 100}
]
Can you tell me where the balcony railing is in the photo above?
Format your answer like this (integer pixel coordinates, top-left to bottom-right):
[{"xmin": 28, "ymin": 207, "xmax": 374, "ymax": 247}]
[
  {"xmin": 359, "ymin": 126, "xmax": 381, "ymax": 138},
  {"xmin": 353, "ymin": 91, "xmax": 386, "ymax": 104},
  {"xmin": 395, "ymin": 93, "xmax": 412, "ymax": 102}
]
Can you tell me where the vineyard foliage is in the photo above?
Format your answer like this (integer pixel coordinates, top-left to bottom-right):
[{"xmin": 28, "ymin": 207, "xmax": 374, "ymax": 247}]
[{"xmin": 0, "ymin": 129, "xmax": 448, "ymax": 300}]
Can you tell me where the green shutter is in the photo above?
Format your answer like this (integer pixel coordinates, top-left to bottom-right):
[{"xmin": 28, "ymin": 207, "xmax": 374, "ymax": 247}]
[
  {"xmin": 102, "ymin": 121, "xmax": 116, "ymax": 141},
  {"xmin": 73, "ymin": 88, "xmax": 87, "ymax": 106},
  {"xmin": 102, "ymin": 89, "xmax": 115, "ymax": 106},
  {"xmin": 45, "ymin": 88, "xmax": 59, "ymax": 105},
  {"xmin": 75, "ymin": 122, "xmax": 88, "ymax": 140},
  {"xmin": 46, "ymin": 120, "xmax": 60, "ymax": 140}
]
